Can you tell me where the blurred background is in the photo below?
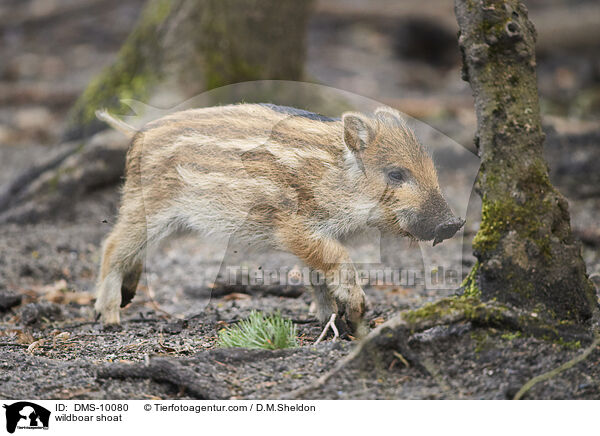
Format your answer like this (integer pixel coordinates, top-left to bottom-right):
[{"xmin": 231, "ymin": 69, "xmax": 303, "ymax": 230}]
[{"xmin": 1, "ymin": 0, "xmax": 598, "ymax": 148}]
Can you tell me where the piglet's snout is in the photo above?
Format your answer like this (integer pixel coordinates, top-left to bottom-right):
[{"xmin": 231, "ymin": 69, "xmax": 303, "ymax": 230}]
[{"xmin": 433, "ymin": 217, "xmax": 465, "ymax": 246}]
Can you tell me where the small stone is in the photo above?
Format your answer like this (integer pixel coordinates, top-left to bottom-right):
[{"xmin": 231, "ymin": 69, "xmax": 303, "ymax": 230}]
[
  {"xmin": 163, "ymin": 319, "xmax": 187, "ymax": 334},
  {"xmin": 14, "ymin": 107, "xmax": 54, "ymax": 132},
  {"xmin": 19, "ymin": 301, "xmax": 64, "ymax": 325},
  {"xmin": 0, "ymin": 290, "xmax": 22, "ymax": 312}
]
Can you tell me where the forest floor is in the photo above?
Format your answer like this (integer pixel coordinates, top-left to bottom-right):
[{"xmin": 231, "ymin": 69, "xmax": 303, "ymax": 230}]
[{"xmin": 1, "ymin": 0, "xmax": 599, "ymax": 400}]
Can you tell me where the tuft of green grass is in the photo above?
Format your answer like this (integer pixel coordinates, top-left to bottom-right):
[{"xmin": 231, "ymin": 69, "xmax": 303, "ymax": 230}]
[{"xmin": 217, "ymin": 311, "xmax": 298, "ymax": 350}]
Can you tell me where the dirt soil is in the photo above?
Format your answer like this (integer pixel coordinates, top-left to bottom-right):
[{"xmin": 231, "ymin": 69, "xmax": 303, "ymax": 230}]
[{"xmin": 1, "ymin": 0, "xmax": 600, "ymax": 400}]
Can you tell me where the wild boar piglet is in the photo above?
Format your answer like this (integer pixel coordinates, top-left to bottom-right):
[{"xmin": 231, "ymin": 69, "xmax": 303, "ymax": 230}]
[{"xmin": 94, "ymin": 104, "xmax": 464, "ymax": 331}]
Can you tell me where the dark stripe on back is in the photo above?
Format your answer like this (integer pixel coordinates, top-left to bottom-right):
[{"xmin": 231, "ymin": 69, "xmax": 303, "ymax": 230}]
[{"xmin": 259, "ymin": 104, "xmax": 338, "ymax": 122}]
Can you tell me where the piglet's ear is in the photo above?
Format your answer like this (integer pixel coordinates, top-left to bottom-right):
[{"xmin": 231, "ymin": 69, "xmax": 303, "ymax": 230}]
[
  {"xmin": 342, "ymin": 112, "xmax": 375, "ymax": 154},
  {"xmin": 375, "ymin": 106, "xmax": 405, "ymax": 127}
]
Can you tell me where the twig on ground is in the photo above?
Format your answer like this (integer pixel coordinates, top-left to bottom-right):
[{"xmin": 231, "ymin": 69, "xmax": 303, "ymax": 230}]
[
  {"xmin": 392, "ymin": 351, "xmax": 409, "ymax": 368},
  {"xmin": 513, "ymin": 334, "xmax": 600, "ymax": 400},
  {"xmin": 143, "ymin": 286, "xmax": 183, "ymax": 320},
  {"xmin": 314, "ymin": 313, "xmax": 339, "ymax": 344}
]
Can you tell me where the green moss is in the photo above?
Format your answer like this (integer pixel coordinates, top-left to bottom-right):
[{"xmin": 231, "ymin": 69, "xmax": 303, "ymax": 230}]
[
  {"xmin": 500, "ymin": 331, "xmax": 521, "ymax": 340},
  {"xmin": 401, "ymin": 296, "xmax": 589, "ymax": 351},
  {"xmin": 65, "ymin": 0, "xmax": 173, "ymax": 137},
  {"xmin": 539, "ymin": 332, "xmax": 582, "ymax": 349},
  {"xmin": 402, "ymin": 297, "xmax": 464, "ymax": 325},
  {"xmin": 47, "ymin": 172, "xmax": 61, "ymax": 194},
  {"xmin": 473, "ymin": 180, "xmax": 554, "ymax": 258},
  {"xmin": 461, "ymin": 262, "xmax": 481, "ymax": 297},
  {"xmin": 196, "ymin": 1, "xmax": 267, "ymax": 90},
  {"xmin": 203, "ymin": 55, "xmax": 264, "ymax": 89},
  {"xmin": 402, "ymin": 296, "xmax": 504, "ymax": 329},
  {"xmin": 283, "ymin": 370, "xmax": 303, "ymax": 379},
  {"xmin": 554, "ymin": 338, "xmax": 582, "ymax": 350},
  {"xmin": 471, "ymin": 330, "xmax": 494, "ymax": 354},
  {"xmin": 513, "ymin": 282, "xmax": 535, "ymax": 299},
  {"xmin": 44, "ymin": 165, "xmax": 77, "ymax": 195}
]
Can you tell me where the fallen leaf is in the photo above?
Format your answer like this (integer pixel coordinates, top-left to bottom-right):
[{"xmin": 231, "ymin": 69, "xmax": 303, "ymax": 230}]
[
  {"xmin": 372, "ymin": 317, "xmax": 385, "ymax": 327},
  {"xmin": 255, "ymin": 381, "xmax": 277, "ymax": 389},
  {"xmin": 53, "ymin": 332, "xmax": 71, "ymax": 342},
  {"xmin": 17, "ymin": 330, "xmax": 35, "ymax": 345},
  {"xmin": 27, "ymin": 339, "xmax": 45, "ymax": 353},
  {"xmin": 30, "ymin": 279, "xmax": 67, "ymax": 296},
  {"xmin": 61, "ymin": 267, "xmax": 71, "ymax": 279},
  {"xmin": 389, "ymin": 287, "xmax": 413, "ymax": 297},
  {"xmin": 158, "ymin": 343, "xmax": 177, "ymax": 353},
  {"xmin": 223, "ymin": 293, "xmax": 251, "ymax": 301},
  {"xmin": 37, "ymin": 280, "xmax": 93, "ymax": 305},
  {"xmin": 215, "ymin": 320, "xmax": 229, "ymax": 329}
]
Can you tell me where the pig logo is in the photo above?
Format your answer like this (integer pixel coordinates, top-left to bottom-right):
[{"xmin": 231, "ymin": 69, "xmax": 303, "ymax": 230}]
[{"xmin": 2, "ymin": 402, "xmax": 50, "ymax": 433}]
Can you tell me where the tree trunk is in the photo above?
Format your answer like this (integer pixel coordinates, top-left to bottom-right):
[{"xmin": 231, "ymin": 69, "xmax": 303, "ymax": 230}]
[
  {"xmin": 62, "ymin": 0, "xmax": 178, "ymax": 142},
  {"xmin": 0, "ymin": 0, "xmax": 313, "ymax": 223},
  {"xmin": 455, "ymin": 0, "xmax": 597, "ymax": 325}
]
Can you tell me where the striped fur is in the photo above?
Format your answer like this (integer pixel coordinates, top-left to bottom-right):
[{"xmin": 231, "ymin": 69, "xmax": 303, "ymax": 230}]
[{"xmin": 94, "ymin": 103, "xmax": 457, "ymax": 331}]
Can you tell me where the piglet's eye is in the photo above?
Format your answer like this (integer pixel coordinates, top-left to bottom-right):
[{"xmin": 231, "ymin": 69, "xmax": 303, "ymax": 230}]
[{"xmin": 387, "ymin": 168, "xmax": 408, "ymax": 184}]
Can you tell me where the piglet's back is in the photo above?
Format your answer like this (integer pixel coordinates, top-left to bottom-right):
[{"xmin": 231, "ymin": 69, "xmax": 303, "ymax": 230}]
[
  {"xmin": 122, "ymin": 104, "xmax": 344, "ymax": 236},
  {"xmin": 127, "ymin": 104, "xmax": 341, "ymax": 175}
]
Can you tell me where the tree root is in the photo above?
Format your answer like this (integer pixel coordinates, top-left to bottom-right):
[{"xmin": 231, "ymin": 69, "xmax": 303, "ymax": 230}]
[
  {"xmin": 513, "ymin": 333, "xmax": 600, "ymax": 400},
  {"xmin": 97, "ymin": 357, "xmax": 227, "ymax": 399},
  {"xmin": 0, "ymin": 130, "xmax": 128, "ymax": 224},
  {"xmin": 282, "ymin": 297, "xmax": 593, "ymax": 399}
]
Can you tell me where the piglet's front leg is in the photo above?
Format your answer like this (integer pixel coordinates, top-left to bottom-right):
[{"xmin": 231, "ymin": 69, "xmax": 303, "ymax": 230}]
[
  {"xmin": 326, "ymin": 264, "xmax": 367, "ymax": 337},
  {"xmin": 277, "ymin": 220, "xmax": 367, "ymax": 335}
]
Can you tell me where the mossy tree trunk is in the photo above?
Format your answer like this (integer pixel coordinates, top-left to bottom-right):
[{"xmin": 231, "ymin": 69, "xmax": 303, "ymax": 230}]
[
  {"xmin": 0, "ymin": 0, "xmax": 313, "ymax": 222},
  {"xmin": 456, "ymin": 0, "xmax": 597, "ymax": 325},
  {"xmin": 62, "ymin": 0, "xmax": 177, "ymax": 141}
]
